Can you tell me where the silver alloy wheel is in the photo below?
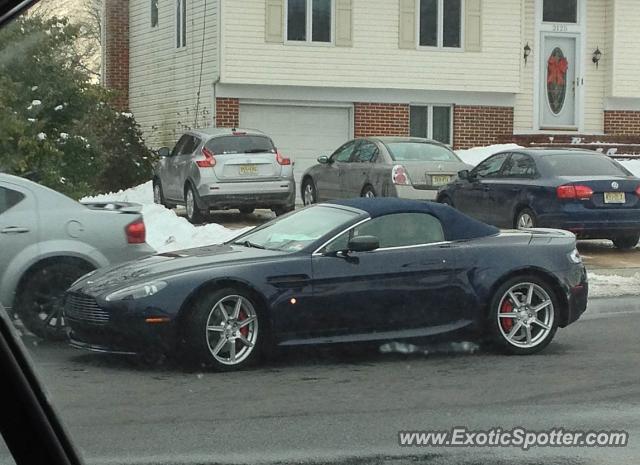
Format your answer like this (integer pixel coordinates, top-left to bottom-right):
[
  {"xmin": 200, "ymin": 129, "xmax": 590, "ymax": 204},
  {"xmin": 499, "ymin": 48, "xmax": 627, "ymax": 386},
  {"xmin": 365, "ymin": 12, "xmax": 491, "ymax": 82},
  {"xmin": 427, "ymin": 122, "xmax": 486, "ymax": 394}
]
[
  {"xmin": 497, "ymin": 282, "xmax": 554, "ymax": 349},
  {"xmin": 304, "ymin": 183, "xmax": 315, "ymax": 205},
  {"xmin": 517, "ymin": 212, "xmax": 534, "ymax": 229},
  {"xmin": 153, "ymin": 184, "xmax": 161, "ymax": 204},
  {"xmin": 186, "ymin": 188, "xmax": 195, "ymax": 219},
  {"xmin": 363, "ymin": 189, "xmax": 375, "ymax": 198},
  {"xmin": 205, "ymin": 295, "xmax": 259, "ymax": 366}
]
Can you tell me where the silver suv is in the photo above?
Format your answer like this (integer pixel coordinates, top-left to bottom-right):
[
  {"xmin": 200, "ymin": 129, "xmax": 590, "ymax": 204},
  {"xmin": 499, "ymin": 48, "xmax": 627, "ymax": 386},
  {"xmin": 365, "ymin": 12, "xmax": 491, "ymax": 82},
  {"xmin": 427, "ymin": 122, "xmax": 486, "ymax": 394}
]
[{"xmin": 153, "ymin": 128, "xmax": 296, "ymax": 223}]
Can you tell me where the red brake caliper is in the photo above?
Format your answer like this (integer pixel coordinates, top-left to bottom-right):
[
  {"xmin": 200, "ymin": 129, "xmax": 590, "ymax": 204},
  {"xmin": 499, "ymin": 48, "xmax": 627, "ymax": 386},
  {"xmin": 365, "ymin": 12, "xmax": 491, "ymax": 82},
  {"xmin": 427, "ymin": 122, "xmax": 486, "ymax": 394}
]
[
  {"xmin": 238, "ymin": 309, "xmax": 249, "ymax": 338},
  {"xmin": 500, "ymin": 300, "xmax": 514, "ymax": 331}
]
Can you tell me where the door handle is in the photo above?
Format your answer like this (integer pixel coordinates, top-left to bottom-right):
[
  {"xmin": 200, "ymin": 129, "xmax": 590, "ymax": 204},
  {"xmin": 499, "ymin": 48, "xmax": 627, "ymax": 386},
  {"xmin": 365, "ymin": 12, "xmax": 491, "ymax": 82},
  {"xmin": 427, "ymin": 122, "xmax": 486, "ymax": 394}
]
[{"xmin": 1, "ymin": 226, "xmax": 30, "ymax": 234}]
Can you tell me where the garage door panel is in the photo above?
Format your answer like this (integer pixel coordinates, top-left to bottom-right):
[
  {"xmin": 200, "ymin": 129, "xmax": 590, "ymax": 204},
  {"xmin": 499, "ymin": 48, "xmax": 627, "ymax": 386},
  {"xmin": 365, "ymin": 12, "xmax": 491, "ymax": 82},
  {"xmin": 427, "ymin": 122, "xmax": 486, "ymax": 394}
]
[{"xmin": 239, "ymin": 103, "xmax": 352, "ymax": 201}]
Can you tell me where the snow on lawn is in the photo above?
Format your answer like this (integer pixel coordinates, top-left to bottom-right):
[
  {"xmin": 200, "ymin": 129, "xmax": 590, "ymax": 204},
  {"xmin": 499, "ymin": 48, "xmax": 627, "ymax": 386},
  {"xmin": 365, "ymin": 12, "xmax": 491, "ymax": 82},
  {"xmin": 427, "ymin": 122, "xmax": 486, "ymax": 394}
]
[
  {"xmin": 455, "ymin": 143, "xmax": 522, "ymax": 166},
  {"xmin": 588, "ymin": 272, "xmax": 640, "ymax": 298},
  {"xmin": 81, "ymin": 181, "xmax": 250, "ymax": 253}
]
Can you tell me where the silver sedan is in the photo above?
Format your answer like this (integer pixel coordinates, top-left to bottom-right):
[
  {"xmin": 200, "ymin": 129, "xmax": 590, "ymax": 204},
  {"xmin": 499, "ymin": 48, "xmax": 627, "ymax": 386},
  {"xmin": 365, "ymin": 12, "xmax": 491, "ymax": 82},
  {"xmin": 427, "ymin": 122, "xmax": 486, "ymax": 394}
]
[
  {"xmin": 300, "ymin": 137, "xmax": 471, "ymax": 204},
  {"xmin": 0, "ymin": 173, "xmax": 154, "ymax": 340}
]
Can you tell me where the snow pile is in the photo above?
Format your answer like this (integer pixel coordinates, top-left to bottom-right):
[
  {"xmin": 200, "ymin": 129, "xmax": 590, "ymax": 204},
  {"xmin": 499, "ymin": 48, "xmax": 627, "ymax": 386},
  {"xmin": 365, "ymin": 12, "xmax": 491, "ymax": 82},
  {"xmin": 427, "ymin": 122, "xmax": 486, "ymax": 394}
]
[
  {"xmin": 588, "ymin": 272, "xmax": 640, "ymax": 298},
  {"xmin": 81, "ymin": 181, "xmax": 250, "ymax": 253},
  {"xmin": 455, "ymin": 143, "xmax": 522, "ymax": 166}
]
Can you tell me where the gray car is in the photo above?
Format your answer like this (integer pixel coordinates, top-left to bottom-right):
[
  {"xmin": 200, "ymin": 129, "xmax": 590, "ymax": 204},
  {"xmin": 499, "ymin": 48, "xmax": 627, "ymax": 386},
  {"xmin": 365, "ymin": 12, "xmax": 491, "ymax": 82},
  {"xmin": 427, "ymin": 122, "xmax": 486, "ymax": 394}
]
[
  {"xmin": 300, "ymin": 137, "xmax": 471, "ymax": 204},
  {"xmin": 0, "ymin": 173, "xmax": 154, "ymax": 340},
  {"xmin": 153, "ymin": 128, "xmax": 296, "ymax": 223}
]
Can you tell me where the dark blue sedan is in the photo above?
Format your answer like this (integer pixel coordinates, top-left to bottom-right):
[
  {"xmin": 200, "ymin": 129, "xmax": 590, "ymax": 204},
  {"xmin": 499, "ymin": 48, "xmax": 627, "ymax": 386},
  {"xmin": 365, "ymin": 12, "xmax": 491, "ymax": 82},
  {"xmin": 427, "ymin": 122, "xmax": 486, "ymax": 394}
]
[
  {"xmin": 437, "ymin": 149, "xmax": 640, "ymax": 249},
  {"xmin": 65, "ymin": 198, "xmax": 587, "ymax": 370}
]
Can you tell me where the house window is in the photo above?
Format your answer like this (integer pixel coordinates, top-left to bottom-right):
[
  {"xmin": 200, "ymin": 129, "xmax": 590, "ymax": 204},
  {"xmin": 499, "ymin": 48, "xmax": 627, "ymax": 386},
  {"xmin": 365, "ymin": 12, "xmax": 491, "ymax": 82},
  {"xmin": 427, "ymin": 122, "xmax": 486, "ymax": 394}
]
[
  {"xmin": 287, "ymin": 0, "xmax": 332, "ymax": 43},
  {"xmin": 176, "ymin": 0, "xmax": 186, "ymax": 48},
  {"xmin": 419, "ymin": 0, "xmax": 462, "ymax": 48},
  {"xmin": 543, "ymin": 0, "xmax": 577, "ymax": 23},
  {"xmin": 151, "ymin": 0, "xmax": 158, "ymax": 27},
  {"xmin": 410, "ymin": 105, "xmax": 452, "ymax": 145}
]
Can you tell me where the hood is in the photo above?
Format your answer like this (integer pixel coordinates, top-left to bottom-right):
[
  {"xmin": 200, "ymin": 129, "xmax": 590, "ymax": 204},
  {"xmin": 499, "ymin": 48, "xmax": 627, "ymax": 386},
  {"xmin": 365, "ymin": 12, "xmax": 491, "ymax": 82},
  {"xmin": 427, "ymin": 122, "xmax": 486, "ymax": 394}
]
[{"xmin": 69, "ymin": 244, "xmax": 285, "ymax": 296}]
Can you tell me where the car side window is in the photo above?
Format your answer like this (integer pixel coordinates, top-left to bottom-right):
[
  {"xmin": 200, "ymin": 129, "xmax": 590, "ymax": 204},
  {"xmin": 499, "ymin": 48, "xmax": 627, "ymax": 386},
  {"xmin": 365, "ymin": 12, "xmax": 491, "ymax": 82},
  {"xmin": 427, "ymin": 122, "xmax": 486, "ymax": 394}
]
[
  {"xmin": 180, "ymin": 136, "xmax": 201, "ymax": 155},
  {"xmin": 501, "ymin": 153, "xmax": 538, "ymax": 179},
  {"xmin": 353, "ymin": 142, "xmax": 379, "ymax": 163},
  {"xmin": 331, "ymin": 141, "xmax": 357, "ymax": 163},
  {"xmin": 472, "ymin": 153, "xmax": 510, "ymax": 179},
  {"xmin": 323, "ymin": 213, "xmax": 445, "ymax": 253},
  {"xmin": 170, "ymin": 134, "xmax": 190, "ymax": 157},
  {"xmin": 0, "ymin": 186, "xmax": 25, "ymax": 215}
]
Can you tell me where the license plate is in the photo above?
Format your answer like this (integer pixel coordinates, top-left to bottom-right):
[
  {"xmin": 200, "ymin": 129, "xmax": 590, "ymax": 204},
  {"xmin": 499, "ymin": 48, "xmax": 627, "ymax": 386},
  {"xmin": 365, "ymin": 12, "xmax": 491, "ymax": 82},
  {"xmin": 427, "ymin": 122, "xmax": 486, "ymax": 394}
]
[
  {"xmin": 604, "ymin": 192, "xmax": 626, "ymax": 204},
  {"xmin": 431, "ymin": 175, "xmax": 452, "ymax": 186},
  {"xmin": 239, "ymin": 165, "xmax": 258, "ymax": 176}
]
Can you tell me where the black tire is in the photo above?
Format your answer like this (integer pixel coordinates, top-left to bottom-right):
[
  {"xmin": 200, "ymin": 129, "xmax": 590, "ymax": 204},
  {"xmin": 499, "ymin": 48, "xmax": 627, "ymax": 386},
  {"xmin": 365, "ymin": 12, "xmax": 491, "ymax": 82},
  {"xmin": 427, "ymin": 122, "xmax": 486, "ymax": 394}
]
[
  {"xmin": 515, "ymin": 207, "xmax": 537, "ymax": 229},
  {"xmin": 438, "ymin": 195, "xmax": 453, "ymax": 207},
  {"xmin": 302, "ymin": 178, "xmax": 317, "ymax": 206},
  {"xmin": 15, "ymin": 259, "xmax": 94, "ymax": 340},
  {"xmin": 182, "ymin": 287, "xmax": 266, "ymax": 371},
  {"xmin": 273, "ymin": 205, "xmax": 295, "ymax": 217},
  {"xmin": 239, "ymin": 207, "xmax": 255, "ymax": 215},
  {"xmin": 612, "ymin": 234, "xmax": 640, "ymax": 250},
  {"xmin": 487, "ymin": 275, "xmax": 559, "ymax": 355},
  {"xmin": 185, "ymin": 184, "xmax": 205, "ymax": 224},
  {"xmin": 361, "ymin": 185, "xmax": 376, "ymax": 198}
]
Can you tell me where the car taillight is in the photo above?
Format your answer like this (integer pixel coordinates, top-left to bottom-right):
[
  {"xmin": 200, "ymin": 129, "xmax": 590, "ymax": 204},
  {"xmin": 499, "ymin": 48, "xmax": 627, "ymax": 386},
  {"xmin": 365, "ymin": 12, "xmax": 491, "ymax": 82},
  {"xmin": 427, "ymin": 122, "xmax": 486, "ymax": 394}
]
[
  {"xmin": 635, "ymin": 185, "xmax": 640, "ymax": 197},
  {"xmin": 196, "ymin": 147, "xmax": 216, "ymax": 168},
  {"xmin": 556, "ymin": 184, "xmax": 593, "ymax": 200},
  {"xmin": 276, "ymin": 150, "xmax": 291, "ymax": 166},
  {"xmin": 392, "ymin": 165, "xmax": 411, "ymax": 185},
  {"xmin": 126, "ymin": 219, "xmax": 146, "ymax": 244}
]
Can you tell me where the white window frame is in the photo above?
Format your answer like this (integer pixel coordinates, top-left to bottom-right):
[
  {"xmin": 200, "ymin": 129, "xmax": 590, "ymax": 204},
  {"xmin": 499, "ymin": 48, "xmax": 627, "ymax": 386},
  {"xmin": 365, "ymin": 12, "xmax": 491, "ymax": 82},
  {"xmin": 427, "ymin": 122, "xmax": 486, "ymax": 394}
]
[
  {"xmin": 285, "ymin": 0, "xmax": 335, "ymax": 46},
  {"xmin": 409, "ymin": 104, "xmax": 454, "ymax": 146},
  {"xmin": 176, "ymin": 0, "xmax": 186, "ymax": 49},
  {"xmin": 416, "ymin": 0, "xmax": 465, "ymax": 50}
]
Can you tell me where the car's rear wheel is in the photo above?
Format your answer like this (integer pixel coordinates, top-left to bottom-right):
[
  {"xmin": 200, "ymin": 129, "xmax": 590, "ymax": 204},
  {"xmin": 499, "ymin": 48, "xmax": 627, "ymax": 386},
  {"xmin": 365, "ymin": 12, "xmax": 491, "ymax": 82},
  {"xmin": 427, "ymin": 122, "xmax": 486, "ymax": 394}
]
[
  {"xmin": 488, "ymin": 276, "xmax": 559, "ymax": 355},
  {"xmin": 15, "ymin": 259, "xmax": 94, "ymax": 340},
  {"xmin": 515, "ymin": 208, "xmax": 537, "ymax": 229},
  {"xmin": 361, "ymin": 185, "xmax": 376, "ymax": 198},
  {"xmin": 185, "ymin": 184, "xmax": 205, "ymax": 224},
  {"xmin": 302, "ymin": 178, "xmax": 317, "ymax": 205},
  {"xmin": 153, "ymin": 180, "xmax": 175, "ymax": 209},
  {"xmin": 612, "ymin": 234, "xmax": 639, "ymax": 250},
  {"xmin": 183, "ymin": 288, "xmax": 264, "ymax": 371},
  {"xmin": 239, "ymin": 207, "xmax": 255, "ymax": 215}
]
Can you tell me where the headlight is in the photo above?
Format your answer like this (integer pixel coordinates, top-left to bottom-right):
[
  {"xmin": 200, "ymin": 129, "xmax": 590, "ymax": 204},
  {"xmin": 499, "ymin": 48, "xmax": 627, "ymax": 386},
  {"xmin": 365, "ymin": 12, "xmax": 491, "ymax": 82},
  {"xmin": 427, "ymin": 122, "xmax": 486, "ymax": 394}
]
[
  {"xmin": 568, "ymin": 248, "xmax": 582, "ymax": 264},
  {"xmin": 105, "ymin": 281, "xmax": 168, "ymax": 301}
]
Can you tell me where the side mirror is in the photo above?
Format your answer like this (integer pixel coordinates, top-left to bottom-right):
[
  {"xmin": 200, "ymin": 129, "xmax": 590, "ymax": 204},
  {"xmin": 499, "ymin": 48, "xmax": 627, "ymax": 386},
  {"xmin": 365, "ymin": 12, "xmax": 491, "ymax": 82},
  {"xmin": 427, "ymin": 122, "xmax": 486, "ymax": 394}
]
[
  {"xmin": 348, "ymin": 235, "xmax": 379, "ymax": 253},
  {"xmin": 157, "ymin": 147, "xmax": 171, "ymax": 157},
  {"xmin": 317, "ymin": 155, "xmax": 330, "ymax": 164},
  {"xmin": 457, "ymin": 169, "xmax": 470, "ymax": 180}
]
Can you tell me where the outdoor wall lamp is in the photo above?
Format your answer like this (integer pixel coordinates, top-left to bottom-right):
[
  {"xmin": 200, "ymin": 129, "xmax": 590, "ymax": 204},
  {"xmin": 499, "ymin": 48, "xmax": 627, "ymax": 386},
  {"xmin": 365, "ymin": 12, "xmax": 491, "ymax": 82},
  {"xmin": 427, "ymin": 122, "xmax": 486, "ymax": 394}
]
[
  {"xmin": 592, "ymin": 46, "xmax": 602, "ymax": 68},
  {"xmin": 523, "ymin": 42, "xmax": 532, "ymax": 65}
]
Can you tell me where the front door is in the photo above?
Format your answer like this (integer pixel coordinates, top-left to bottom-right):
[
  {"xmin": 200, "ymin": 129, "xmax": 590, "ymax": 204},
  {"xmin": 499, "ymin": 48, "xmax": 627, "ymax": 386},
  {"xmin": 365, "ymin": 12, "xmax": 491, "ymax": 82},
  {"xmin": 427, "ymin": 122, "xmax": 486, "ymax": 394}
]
[
  {"xmin": 315, "ymin": 140, "xmax": 358, "ymax": 201},
  {"xmin": 540, "ymin": 34, "xmax": 578, "ymax": 130}
]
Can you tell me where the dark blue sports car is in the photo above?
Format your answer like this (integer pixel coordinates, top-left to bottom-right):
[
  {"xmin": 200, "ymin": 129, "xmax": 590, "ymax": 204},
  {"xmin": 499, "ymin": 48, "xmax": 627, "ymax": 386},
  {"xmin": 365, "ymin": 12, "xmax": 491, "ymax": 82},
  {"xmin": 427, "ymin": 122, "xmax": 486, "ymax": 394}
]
[
  {"xmin": 437, "ymin": 149, "xmax": 640, "ymax": 249},
  {"xmin": 65, "ymin": 198, "xmax": 587, "ymax": 370}
]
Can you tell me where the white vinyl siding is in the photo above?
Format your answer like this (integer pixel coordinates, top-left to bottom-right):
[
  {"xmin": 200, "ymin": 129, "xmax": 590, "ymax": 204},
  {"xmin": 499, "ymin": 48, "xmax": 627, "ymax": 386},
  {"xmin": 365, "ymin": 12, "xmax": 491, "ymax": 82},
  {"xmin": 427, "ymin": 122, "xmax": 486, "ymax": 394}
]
[
  {"xmin": 129, "ymin": 0, "xmax": 219, "ymax": 147},
  {"xmin": 222, "ymin": 0, "xmax": 520, "ymax": 93},
  {"xmin": 610, "ymin": 0, "xmax": 640, "ymax": 98}
]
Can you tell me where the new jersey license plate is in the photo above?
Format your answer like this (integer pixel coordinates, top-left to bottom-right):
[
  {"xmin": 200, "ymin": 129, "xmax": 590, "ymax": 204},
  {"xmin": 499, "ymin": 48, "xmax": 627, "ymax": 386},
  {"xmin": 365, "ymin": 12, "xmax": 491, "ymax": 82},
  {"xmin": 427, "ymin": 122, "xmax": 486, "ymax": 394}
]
[
  {"xmin": 239, "ymin": 165, "xmax": 258, "ymax": 176},
  {"xmin": 431, "ymin": 175, "xmax": 452, "ymax": 186},
  {"xmin": 604, "ymin": 192, "xmax": 625, "ymax": 204}
]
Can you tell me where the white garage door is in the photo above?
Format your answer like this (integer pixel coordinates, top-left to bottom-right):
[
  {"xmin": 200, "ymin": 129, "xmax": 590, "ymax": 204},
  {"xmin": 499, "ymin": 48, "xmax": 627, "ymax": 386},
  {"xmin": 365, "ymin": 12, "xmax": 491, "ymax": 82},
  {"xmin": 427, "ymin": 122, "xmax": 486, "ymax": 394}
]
[{"xmin": 239, "ymin": 103, "xmax": 352, "ymax": 201}]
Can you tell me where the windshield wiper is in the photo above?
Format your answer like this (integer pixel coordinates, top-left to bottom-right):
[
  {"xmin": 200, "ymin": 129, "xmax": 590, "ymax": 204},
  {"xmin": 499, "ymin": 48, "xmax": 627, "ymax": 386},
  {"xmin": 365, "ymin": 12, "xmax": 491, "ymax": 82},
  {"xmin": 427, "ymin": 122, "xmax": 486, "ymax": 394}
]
[{"xmin": 234, "ymin": 240, "xmax": 266, "ymax": 250}]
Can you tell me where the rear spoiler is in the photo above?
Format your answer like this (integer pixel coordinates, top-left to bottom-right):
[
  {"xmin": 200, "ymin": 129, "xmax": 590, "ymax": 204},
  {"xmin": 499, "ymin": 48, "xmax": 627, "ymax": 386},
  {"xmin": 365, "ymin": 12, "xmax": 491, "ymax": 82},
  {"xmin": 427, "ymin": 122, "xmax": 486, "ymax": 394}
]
[{"xmin": 81, "ymin": 201, "xmax": 143, "ymax": 214}]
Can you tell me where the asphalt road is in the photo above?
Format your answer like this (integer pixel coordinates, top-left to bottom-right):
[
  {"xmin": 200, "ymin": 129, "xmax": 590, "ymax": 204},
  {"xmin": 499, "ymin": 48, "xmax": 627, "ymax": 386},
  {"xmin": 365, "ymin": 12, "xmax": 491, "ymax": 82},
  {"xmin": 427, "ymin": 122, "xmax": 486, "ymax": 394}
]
[{"xmin": 2, "ymin": 297, "xmax": 638, "ymax": 465}]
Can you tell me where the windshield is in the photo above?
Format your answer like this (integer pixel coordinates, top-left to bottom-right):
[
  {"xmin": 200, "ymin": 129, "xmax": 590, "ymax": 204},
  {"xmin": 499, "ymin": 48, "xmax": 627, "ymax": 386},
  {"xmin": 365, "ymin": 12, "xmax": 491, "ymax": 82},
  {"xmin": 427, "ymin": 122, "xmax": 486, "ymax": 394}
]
[
  {"xmin": 385, "ymin": 142, "xmax": 461, "ymax": 162},
  {"xmin": 204, "ymin": 135, "xmax": 275, "ymax": 154},
  {"xmin": 233, "ymin": 205, "xmax": 359, "ymax": 252},
  {"xmin": 541, "ymin": 154, "xmax": 633, "ymax": 176}
]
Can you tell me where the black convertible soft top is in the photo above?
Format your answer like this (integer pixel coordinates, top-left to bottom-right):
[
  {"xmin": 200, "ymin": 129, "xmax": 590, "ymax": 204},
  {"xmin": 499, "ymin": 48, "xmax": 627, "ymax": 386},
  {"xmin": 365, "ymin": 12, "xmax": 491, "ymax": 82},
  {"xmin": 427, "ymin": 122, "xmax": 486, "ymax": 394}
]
[{"xmin": 328, "ymin": 197, "xmax": 499, "ymax": 241}]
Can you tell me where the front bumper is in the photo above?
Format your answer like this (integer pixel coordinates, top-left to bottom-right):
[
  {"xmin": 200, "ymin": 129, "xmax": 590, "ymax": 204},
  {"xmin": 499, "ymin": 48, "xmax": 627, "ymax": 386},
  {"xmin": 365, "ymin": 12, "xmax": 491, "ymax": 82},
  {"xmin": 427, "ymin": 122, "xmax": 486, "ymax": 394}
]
[
  {"xmin": 196, "ymin": 179, "xmax": 296, "ymax": 209},
  {"xmin": 560, "ymin": 265, "xmax": 589, "ymax": 327}
]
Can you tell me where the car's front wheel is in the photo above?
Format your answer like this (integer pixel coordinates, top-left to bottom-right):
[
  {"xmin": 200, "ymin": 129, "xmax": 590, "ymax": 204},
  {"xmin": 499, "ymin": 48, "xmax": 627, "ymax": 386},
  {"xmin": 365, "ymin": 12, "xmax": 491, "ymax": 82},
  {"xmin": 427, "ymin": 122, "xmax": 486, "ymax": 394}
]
[
  {"xmin": 16, "ymin": 259, "xmax": 94, "ymax": 340},
  {"xmin": 302, "ymin": 178, "xmax": 317, "ymax": 206},
  {"xmin": 612, "ymin": 234, "xmax": 639, "ymax": 250},
  {"xmin": 183, "ymin": 288, "xmax": 264, "ymax": 370},
  {"xmin": 488, "ymin": 276, "xmax": 559, "ymax": 355}
]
